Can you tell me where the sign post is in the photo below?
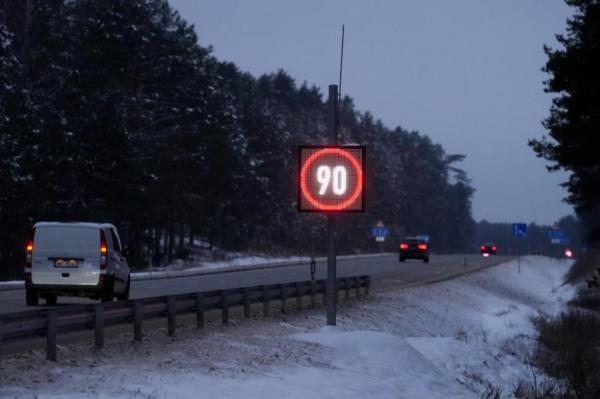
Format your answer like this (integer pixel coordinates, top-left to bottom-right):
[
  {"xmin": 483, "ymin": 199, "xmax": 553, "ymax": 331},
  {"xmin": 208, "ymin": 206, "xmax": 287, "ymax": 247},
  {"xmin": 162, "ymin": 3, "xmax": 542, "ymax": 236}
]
[
  {"xmin": 371, "ymin": 220, "xmax": 389, "ymax": 253},
  {"xmin": 327, "ymin": 85, "xmax": 337, "ymax": 326},
  {"xmin": 512, "ymin": 223, "xmax": 528, "ymax": 273},
  {"xmin": 298, "ymin": 85, "xmax": 365, "ymax": 326}
]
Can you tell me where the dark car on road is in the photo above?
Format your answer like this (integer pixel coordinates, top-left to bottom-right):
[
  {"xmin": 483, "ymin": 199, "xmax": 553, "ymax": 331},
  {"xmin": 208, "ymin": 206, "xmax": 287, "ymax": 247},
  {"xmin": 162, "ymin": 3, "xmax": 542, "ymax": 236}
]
[
  {"xmin": 399, "ymin": 237, "xmax": 430, "ymax": 263},
  {"xmin": 480, "ymin": 243, "xmax": 497, "ymax": 256}
]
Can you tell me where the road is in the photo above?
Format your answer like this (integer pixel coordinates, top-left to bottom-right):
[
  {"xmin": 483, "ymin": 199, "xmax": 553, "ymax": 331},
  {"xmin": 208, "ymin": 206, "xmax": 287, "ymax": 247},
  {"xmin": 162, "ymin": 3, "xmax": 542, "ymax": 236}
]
[{"xmin": 0, "ymin": 254, "xmax": 512, "ymax": 314}]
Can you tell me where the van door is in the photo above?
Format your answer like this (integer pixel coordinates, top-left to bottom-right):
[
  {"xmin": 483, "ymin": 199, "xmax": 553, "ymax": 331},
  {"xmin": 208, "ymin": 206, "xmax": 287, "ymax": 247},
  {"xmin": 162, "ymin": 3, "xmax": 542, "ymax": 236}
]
[{"xmin": 32, "ymin": 225, "xmax": 101, "ymax": 286}]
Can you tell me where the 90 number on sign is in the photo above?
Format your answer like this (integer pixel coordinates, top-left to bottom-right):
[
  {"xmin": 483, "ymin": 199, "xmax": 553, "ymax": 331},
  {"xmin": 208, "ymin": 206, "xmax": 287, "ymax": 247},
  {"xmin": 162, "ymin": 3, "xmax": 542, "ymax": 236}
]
[
  {"xmin": 298, "ymin": 146, "xmax": 365, "ymax": 212},
  {"xmin": 317, "ymin": 165, "xmax": 347, "ymax": 196}
]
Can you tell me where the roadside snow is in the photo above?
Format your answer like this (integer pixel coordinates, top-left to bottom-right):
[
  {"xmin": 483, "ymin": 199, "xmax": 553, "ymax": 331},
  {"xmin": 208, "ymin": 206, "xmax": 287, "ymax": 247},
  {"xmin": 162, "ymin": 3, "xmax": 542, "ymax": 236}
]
[{"xmin": 0, "ymin": 256, "xmax": 574, "ymax": 398}]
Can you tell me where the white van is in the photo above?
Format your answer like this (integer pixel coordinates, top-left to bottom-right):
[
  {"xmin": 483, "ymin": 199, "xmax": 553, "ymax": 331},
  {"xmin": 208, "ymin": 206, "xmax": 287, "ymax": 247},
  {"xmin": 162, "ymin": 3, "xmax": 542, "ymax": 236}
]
[{"xmin": 25, "ymin": 222, "xmax": 131, "ymax": 305}]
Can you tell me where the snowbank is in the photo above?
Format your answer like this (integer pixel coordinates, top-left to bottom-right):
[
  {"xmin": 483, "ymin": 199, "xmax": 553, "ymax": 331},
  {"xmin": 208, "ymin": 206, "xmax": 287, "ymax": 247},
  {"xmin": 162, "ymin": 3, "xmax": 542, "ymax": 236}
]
[{"xmin": 0, "ymin": 256, "xmax": 574, "ymax": 398}]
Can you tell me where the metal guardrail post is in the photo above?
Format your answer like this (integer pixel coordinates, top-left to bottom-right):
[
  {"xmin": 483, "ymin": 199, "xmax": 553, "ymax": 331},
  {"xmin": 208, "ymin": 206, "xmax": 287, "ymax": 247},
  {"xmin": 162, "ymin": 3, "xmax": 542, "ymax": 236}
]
[
  {"xmin": 134, "ymin": 301, "xmax": 143, "ymax": 341},
  {"xmin": 94, "ymin": 304, "xmax": 104, "ymax": 349},
  {"xmin": 167, "ymin": 296, "xmax": 176, "ymax": 335},
  {"xmin": 46, "ymin": 309, "xmax": 58, "ymax": 361},
  {"xmin": 263, "ymin": 286, "xmax": 270, "ymax": 317},
  {"xmin": 280, "ymin": 284, "xmax": 287, "ymax": 314},
  {"xmin": 222, "ymin": 291, "xmax": 229, "ymax": 324},
  {"xmin": 196, "ymin": 293, "xmax": 204, "ymax": 329},
  {"xmin": 310, "ymin": 280, "xmax": 316, "ymax": 308},
  {"xmin": 243, "ymin": 288, "xmax": 251, "ymax": 318},
  {"xmin": 296, "ymin": 282, "xmax": 302, "ymax": 310}
]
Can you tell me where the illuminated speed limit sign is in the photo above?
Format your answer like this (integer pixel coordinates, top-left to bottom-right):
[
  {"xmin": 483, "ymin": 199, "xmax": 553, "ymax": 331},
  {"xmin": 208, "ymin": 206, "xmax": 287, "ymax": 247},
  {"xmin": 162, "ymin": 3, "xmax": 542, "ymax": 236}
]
[{"xmin": 298, "ymin": 146, "xmax": 366, "ymax": 212}]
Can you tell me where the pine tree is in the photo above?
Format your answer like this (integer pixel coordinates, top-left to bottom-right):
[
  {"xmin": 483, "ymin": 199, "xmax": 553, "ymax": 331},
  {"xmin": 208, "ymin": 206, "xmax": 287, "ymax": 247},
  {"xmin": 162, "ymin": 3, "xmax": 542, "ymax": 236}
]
[{"xmin": 530, "ymin": 0, "xmax": 600, "ymax": 243}]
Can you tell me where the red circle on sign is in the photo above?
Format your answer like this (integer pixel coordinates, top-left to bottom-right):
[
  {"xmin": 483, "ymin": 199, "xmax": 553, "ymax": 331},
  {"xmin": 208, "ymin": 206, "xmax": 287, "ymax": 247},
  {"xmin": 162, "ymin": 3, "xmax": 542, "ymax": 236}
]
[{"xmin": 300, "ymin": 148, "xmax": 364, "ymax": 211}]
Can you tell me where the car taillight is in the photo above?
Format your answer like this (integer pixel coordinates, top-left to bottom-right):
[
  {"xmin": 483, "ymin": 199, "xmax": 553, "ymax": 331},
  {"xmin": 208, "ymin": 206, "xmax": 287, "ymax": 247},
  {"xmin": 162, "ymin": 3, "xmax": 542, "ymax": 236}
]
[
  {"xmin": 480, "ymin": 245, "xmax": 486, "ymax": 250},
  {"xmin": 100, "ymin": 230, "xmax": 108, "ymax": 269},
  {"xmin": 25, "ymin": 238, "xmax": 33, "ymax": 266},
  {"xmin": 565, "ymin": 249, "xmax": 573, "ymax": 258},
  {"xmin": 400, "ymin": 243, "xmax": 409, "ymax": 250},
  {"xmin": 418, "ymin": 243, "xmax": 427, "ymax": 251},
  {"xmin": 492, "ymin": 246, "xmax": 497, "ymax": 251}
]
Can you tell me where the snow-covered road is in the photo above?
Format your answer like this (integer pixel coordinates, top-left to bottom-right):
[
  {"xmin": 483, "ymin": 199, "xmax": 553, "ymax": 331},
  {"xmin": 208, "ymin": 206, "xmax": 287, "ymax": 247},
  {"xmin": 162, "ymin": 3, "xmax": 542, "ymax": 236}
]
[{"xmin": 0, "ymin": 256, "xmax": 573, "ymax": 398}]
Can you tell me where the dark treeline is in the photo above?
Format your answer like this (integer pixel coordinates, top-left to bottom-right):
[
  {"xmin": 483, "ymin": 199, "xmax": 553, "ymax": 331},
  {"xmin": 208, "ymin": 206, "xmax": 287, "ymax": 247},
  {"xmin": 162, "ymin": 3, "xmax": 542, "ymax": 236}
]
[
  {"xmin": 0, "ymin": 0, "xmax": 475, "ymax": 277},
  {"xmin": 530, "ymin": 0, "xmax": 600, "ymax": 245},
  {"xmin": 474, "ymin": 215, "xmax": 583, "ymax": 256}
]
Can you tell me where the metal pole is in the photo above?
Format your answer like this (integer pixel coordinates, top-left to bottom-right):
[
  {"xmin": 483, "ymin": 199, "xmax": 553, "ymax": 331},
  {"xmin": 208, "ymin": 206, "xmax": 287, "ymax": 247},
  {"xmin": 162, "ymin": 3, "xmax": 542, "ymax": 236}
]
[
  {"xmin": 327, "ymin": 84, "xmax": 338, "ymax": 326},
  {"xmin": 327, "ymin": 216, "xmax": 336, "ymax": 325}
]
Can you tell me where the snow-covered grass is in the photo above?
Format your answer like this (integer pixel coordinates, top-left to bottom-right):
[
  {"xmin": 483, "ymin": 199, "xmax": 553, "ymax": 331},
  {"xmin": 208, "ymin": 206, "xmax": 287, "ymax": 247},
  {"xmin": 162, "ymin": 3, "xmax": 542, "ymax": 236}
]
[{"xmin": 0, "ymin": 256, "xmax": 574, "ymax": 398}]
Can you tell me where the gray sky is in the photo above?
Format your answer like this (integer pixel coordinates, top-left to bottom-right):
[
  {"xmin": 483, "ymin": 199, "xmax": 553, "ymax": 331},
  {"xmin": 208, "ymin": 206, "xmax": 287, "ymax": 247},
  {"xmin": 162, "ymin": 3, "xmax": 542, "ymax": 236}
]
[{"xmin": 170, "ymin": 0, "xmax": 573, "ymax": 225}]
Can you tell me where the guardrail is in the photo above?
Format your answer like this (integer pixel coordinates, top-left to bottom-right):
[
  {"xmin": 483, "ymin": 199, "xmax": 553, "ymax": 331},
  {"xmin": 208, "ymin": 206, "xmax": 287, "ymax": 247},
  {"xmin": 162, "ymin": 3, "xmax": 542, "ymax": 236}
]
[{"xmin": 0, "ymin": 275, "xmax": 370, "ymax": 362}]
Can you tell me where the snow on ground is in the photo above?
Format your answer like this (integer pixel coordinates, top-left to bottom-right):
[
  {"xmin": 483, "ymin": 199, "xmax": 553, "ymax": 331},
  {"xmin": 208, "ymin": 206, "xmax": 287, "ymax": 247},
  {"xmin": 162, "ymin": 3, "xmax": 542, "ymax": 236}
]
[
  {"xmin": 142, "ymin": 255, "xmax": 310, "ymax": 273},
  {"xmin": 0, "ymin": 256, "xmax": 574, "ymax": 398}
]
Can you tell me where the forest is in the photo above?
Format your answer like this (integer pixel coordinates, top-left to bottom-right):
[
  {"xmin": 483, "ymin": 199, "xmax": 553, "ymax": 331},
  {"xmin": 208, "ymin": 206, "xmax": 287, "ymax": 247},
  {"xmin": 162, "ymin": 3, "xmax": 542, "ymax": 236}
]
[{"xmin": 0, "ymin": 0, "xmax": 476, "ymax": 277}]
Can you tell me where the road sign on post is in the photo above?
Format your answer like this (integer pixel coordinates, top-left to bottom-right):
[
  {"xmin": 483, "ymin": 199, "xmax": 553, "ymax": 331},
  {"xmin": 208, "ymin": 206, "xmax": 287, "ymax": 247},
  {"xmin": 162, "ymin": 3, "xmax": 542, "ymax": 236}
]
[
  {"xmin": 372, "ymin": 221, "xmax": 389, "ymax": 253},
  {"xmin": 548, "ymin": 228, "xmax": 565, "ymax": 245},
  {"xmin": 297, "ymin": 85, "xmax": 366, "ymax": 327},
  {"xmin": 512, "ymin": 223, "xmax": 527, "ymax": 274},
  {"xmin": 371, "ymin": 226, "xmax": 390, "ymax": 242},
  {"xmin": 512, "ymin": 223, "xmax": 528, "ymax": 238}
]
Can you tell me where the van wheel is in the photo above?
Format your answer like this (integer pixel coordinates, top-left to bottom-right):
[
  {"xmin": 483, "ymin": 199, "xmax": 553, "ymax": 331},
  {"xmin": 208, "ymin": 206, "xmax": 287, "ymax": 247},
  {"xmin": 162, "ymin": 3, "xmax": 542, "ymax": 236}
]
[
  {"xmin": 26, "ymin": 288, "xmax": 39, "ymax": 306},
  {"xmin": 117, "ymin": 276, "xmax": 130, "ymax": 301},
  {"xmin": 45, "ymin": 294, "xmax": 58, "ymax": 306},
  {"xmin": 423, "ymin": 257, "xmax": 430, "ymax": 263}
]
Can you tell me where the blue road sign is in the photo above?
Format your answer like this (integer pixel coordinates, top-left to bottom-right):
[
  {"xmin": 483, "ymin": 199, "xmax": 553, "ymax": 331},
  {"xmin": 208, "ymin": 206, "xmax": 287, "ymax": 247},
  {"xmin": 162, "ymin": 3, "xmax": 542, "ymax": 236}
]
[
  {"xmin": 548, "ymin": 229, "xmax": 563, "ymax": 240},
  {"xmin": 415, "ymin": 234, "xmax": 430, "ymax": 243},
  {"xmin": 512, "ymin": 223, "xmax": 528, "ymax": 238},
  {"xmin": 372, "ymin": 227, "xmax": 390, "ymax": 238}
]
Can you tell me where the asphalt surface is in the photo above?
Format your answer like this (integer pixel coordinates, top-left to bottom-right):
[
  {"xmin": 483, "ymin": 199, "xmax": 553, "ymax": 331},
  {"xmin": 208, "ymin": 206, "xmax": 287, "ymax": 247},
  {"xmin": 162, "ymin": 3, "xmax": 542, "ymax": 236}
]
[{"xmin": 0, "ymin": 254, "xmax": 512, "ymax": 315}]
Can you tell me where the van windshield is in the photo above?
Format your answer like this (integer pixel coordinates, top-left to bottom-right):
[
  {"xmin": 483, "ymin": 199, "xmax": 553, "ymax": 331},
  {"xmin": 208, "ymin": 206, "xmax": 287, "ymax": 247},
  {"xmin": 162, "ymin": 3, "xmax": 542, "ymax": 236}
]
[{"xmin": 34, "ymin": 226, "xmax": 100, "ymax": 252}]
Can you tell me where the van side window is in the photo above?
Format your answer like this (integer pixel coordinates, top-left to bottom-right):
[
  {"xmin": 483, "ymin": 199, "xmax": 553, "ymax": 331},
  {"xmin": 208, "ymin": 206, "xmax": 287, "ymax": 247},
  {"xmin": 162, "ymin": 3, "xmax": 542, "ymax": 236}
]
[{"xmin": 110, "ymin": 229, "xmax": 122, "ymax": 253}]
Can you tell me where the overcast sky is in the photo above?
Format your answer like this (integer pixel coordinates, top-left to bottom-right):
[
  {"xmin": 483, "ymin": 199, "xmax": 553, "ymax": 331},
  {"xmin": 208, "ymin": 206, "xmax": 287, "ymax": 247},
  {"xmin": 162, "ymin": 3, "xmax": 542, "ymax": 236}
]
[{"xmin": 170, "ymin": 0, "xmax": 573, "ymax": 225}]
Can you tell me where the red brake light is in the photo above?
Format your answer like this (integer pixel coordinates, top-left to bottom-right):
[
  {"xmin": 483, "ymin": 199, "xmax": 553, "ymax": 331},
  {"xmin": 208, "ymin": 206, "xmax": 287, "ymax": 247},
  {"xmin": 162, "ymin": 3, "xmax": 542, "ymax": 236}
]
[
  {"xmin": 492, "ymin": 246, "xmax": 497, "ymax": 251},
  {"xmin": 400, "ymin": 243, "xmax": 409, "ymax": 250},
  {"xmin": 480, "ymin": 245, "xmax": 486, "ymax": 250},
  {"xmin": 418, "ymin": 243, "xmax": 427, "ymax": 251},
  {"xmin": 100, "ymin": 230, "xmax": 108, "ymax": 269},
  {"xmin": 100, "ymin": 230, "xmax": 107, "ymax": 253},
  {"xmin": 25, "ymin": 238, "xmax": 33, "ymax": 267},
  {"xmin": 565, "ymin": 249, "xmax": 573, "ymax": 258}
]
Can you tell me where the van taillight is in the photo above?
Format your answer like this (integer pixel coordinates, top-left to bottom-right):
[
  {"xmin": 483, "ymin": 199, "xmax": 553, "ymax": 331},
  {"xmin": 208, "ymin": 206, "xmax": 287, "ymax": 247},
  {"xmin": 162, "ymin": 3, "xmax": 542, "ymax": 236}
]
[
  {"xmin": 100, "ymin": 230, "xmax": 108, "ymax": 269},
  {"xmin": 418, "ymin": 243, "xmax": 428, "ymax": 251},
  {"xmin": 400, "ymin": 243, "xmax": 409, "ymax": 250},
  {"xmin": 25, "ymin": 237, "xmax": 33, "ymax": 266}
]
